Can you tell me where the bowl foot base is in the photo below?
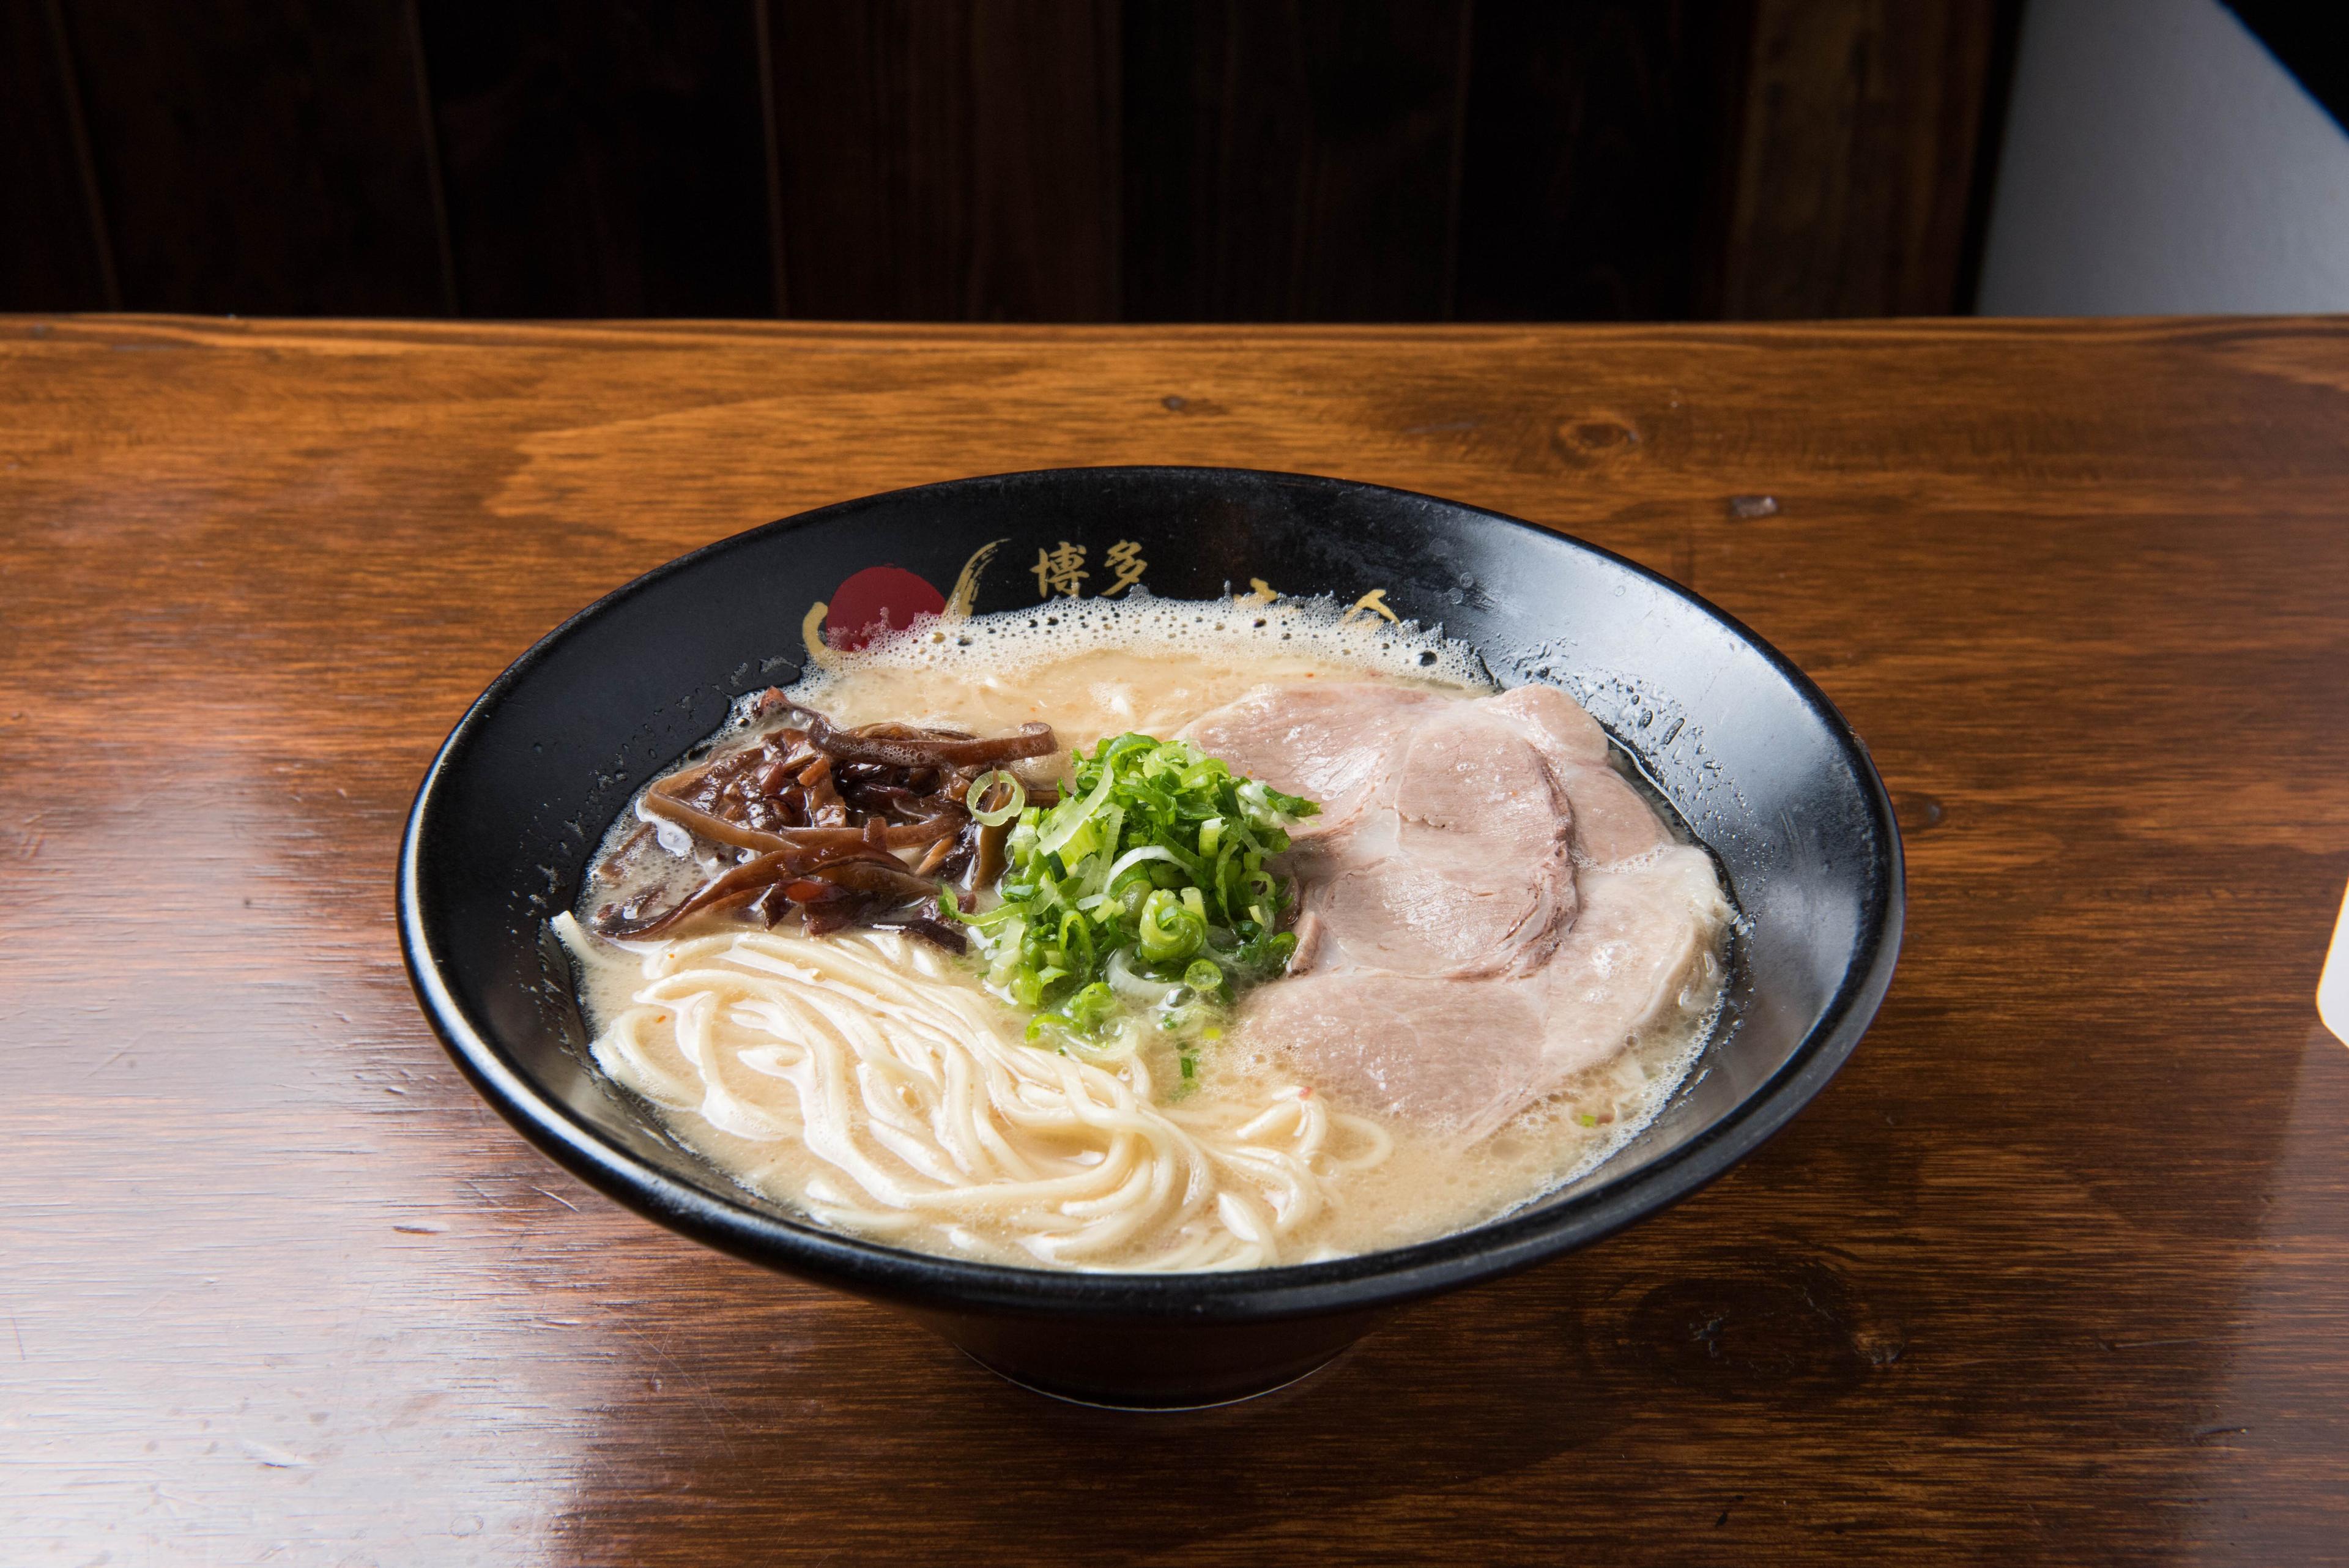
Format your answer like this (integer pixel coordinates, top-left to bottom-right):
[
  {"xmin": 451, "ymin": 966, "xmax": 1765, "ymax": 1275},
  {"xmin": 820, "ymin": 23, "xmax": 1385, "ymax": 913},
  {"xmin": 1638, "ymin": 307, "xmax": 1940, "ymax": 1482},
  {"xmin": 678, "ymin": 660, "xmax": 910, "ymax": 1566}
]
[{"xmin": 957, "ymin": 1343, "xmax": 1354, "ymax": 1411}]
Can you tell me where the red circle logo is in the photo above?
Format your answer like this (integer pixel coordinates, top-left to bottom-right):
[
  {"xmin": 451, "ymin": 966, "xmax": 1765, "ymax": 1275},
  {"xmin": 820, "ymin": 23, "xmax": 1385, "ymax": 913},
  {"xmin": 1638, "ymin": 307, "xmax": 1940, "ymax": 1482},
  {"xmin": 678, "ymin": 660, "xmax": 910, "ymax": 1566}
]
[{"xmin": 823, "ymin": 565, "xmax": 946, "ymax": 650}]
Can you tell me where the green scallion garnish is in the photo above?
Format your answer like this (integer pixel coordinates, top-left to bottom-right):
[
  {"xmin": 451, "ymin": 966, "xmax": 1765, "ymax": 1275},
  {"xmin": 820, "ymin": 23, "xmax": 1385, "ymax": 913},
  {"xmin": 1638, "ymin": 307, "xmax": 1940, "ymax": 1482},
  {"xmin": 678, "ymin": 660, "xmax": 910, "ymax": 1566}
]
[
  {"xmin": 965, "ymin": 768, "xmax": 1026, "ymax": 827},
  {"xmin": 946, "ymin": 732, "xmax": 1316, "ymax": 1061}
]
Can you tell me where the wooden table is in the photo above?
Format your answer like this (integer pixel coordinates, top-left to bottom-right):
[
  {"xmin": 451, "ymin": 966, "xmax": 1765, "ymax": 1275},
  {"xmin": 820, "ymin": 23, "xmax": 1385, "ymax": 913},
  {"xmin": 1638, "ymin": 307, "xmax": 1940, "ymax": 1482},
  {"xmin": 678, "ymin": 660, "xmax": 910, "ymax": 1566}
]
[{"xmin": 6, "ymin": 316, "xmax": 2345, "ymax": 1564}]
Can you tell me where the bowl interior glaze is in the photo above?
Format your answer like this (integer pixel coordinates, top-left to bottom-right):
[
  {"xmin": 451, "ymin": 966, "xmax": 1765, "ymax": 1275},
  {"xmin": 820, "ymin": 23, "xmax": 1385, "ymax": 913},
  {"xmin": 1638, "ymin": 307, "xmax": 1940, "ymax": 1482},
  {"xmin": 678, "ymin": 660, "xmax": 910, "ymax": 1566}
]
[{"xmin": 400, "ymin": 466, "xmax": 1902, "ymax": 1354}]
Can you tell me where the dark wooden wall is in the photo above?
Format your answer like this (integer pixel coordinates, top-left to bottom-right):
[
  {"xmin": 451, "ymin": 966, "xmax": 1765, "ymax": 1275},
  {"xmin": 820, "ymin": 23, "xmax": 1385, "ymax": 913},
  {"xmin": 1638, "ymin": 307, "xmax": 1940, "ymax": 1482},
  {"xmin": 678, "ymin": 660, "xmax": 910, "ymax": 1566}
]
[{"xmin": 2, "ymin": 0, "xmax": 2019, "ymax": 322}]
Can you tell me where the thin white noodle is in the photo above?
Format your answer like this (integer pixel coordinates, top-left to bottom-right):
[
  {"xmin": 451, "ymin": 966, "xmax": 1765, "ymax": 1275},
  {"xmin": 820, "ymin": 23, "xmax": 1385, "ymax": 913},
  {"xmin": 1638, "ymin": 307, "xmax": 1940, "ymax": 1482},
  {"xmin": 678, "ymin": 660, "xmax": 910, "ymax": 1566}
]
[{"xmin": 557, "ymin": 915, "xmax": 1386, "ymax": 1271}]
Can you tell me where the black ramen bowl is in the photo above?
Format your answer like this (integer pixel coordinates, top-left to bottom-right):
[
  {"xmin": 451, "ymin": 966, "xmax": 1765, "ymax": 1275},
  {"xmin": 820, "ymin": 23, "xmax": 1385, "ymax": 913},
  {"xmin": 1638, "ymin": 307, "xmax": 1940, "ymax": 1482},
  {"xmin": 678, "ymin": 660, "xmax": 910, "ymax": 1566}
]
[{"xmin": 398, "ymin": 466, "xmax": 1902, "ymax": 1408}]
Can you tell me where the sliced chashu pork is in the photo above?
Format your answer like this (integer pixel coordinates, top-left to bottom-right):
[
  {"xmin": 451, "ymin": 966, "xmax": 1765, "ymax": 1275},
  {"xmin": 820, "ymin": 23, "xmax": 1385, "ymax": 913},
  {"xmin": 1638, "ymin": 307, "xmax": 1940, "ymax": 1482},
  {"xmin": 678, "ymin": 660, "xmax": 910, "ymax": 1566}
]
[
  {"xmin": 1190, "ymin": 680, "xmax": 1729, "ymax": 1142},
  {"xmin": 1242, "ymin": 847, "xmax": 1726, "ymax": 1141},
  {"xmin": 1302, "ymin": 700, "xmax": 1578, "ymax": 979},
  {"xmin": 1181, "ymin": 681, "xmax": 1442, "ymax": 840},
  {"xmin": 1484, "ymin": 682, "xmax": 1668, "ymax": 866},
  {"xmin": 1184, "ymin": 683, "xmax": 1575, "ymax": 979}
]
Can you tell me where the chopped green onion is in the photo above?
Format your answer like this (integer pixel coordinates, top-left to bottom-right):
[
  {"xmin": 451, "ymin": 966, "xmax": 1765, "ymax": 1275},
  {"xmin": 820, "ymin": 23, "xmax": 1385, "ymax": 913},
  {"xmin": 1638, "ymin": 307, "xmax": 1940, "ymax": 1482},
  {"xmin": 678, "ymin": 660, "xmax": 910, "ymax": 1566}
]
[
  {"xmin": 1138, "ymin": 888, "xmax": 1207, "ymax": 962},
  {"xmin": 959, "ymin": 732, "xmax": 1318, "ymax": 1077},
  {"xmin": 1183, "ymin": 957, "xmax": 1226, "ymax": 998},
  {"xmin": 1102, "ymin": 843, "xmax": 1195, "ymax": 890},
  {"xmin": 967, "ymin": 769, "xmax": 1026, "ymax": 827},
  {"xmin": 1033, "ymin": 758, "xmax": 1118, "ymax": 859}
]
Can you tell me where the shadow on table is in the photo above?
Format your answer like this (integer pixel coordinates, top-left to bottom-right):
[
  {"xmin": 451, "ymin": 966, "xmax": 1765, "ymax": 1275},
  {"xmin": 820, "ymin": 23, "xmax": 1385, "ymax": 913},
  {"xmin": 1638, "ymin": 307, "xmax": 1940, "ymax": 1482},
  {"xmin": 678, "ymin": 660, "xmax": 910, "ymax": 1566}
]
[{"xmin": 551, "ymin": 1230, "xmax": 1921, "ymax": 1563}]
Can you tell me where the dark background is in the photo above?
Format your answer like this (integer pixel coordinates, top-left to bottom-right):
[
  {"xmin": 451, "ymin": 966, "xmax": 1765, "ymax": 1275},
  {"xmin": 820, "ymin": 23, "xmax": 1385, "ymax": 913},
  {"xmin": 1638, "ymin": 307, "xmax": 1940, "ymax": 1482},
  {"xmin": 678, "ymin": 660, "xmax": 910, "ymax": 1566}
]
[{"xmin": 7, "ymin": 0, "xmax": 2025, "ymax": 322}]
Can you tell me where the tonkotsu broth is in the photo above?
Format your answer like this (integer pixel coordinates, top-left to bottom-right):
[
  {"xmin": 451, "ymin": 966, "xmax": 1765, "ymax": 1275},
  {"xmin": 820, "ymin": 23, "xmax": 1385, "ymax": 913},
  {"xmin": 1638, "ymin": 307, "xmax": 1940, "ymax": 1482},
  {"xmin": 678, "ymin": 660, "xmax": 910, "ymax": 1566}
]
[{"xmin": 566, "ymin": 595, "xmax": 1726, "ymax": 1269}]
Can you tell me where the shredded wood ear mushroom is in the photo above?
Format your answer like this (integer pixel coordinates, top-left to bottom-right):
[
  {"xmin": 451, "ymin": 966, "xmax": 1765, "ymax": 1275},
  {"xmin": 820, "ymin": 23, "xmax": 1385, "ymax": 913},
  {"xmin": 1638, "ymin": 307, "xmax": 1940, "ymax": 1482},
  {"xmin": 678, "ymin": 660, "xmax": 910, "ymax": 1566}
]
[{"xmin": 587, "ymin": 697, "xmax": 1058, "ymax": 946}]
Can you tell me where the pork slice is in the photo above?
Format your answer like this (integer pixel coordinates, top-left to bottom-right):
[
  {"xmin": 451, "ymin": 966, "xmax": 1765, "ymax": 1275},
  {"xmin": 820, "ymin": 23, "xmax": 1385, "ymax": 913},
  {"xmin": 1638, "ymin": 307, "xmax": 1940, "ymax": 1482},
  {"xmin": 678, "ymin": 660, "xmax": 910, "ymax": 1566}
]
[
  {"xmin": 1533, "ymin": 844, "xmax": 1729, "ymax": 1081},
  {"xmin": 1233, "ymin": 972, "xmax": 1546, "ymax": 1139},
  {"xmin": 1285, "ymin": 910, "xmax": 1327, "ymax": 975},
  {"xmin": 1395, "ymin": 704, "xmax": 1573, "ymax": 876},
  {"xmin": 1178, "ymin": 682, "xmax": 1438, "ymax": 838},
  {"xmin": 1484, "ymin": 683, "xmax": 1611, "ymax": 766},
  {"xmin": 1300, "ymin": 703, "xmax": 1575, "ymax": 978},
  {"xmin": 1247, "ymin": 849, "xmax": 1724, "ymax": 1143},
  {"xmin": 1206, "ymin": 679, "xmax": 1729, "ymax": 1147},
  {"xmin": 1308, "ymin": 857, "xmax": 1548, "ymax": 978},
  {"xmin": 1485, "ymin": 683, "xmax": 1664, "ymax": 866}
]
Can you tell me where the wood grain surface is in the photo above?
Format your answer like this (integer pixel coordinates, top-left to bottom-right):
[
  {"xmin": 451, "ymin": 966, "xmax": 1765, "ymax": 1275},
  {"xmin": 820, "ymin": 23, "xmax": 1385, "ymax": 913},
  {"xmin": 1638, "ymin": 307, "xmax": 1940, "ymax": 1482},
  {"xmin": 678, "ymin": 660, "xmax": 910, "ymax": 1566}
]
[{"xmin": 3, "ymin": 315, "xmax": 2345, "ymax": 1565}]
